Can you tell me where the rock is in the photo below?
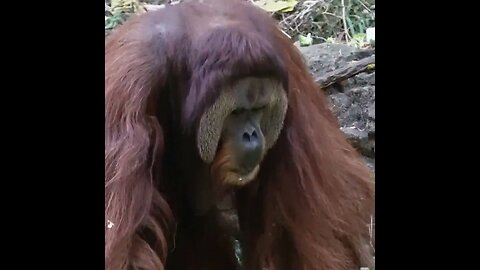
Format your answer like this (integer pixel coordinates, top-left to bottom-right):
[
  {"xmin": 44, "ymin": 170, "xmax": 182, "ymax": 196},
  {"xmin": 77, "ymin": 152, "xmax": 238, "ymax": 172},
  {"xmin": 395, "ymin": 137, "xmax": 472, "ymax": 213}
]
[
  {"xmin": 299, "ymin": 43, "xmax": 375, "ymax": 170},
  {"xmin": 363, "ymin": 157, "xmax": 375, "ymax": 172},
  {"xmin": 299, "ymin": 43, "xmax": 375, "ymax": 76}
]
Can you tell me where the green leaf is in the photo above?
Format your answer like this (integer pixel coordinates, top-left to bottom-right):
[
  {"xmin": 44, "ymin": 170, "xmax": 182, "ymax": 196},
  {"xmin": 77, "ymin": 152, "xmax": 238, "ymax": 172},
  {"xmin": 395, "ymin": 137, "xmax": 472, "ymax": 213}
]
[
  {"xmin": 254, "ymin": 0, "xmax": 298, "ymax": 13},
  {"xmin": 358, "ymin": 20, "xmax": 365, "ymax": 34},
  {"xmin": 353, "ymin": 33, "xmax": 366, "ymax": 40},
  {"xmin": 298, "ymin": 33, "xmax": 313, "ymax": 47},
  {"xmin": 111, "ymin": 0, "xmax": 121, "ymax": 8},
  {"xmin": 326, "ymin": 37, "xmax": 337, "ymax": 43},
  {"xmin": 111, "ymin": 0, "xmax": 142, "ymax": 13}
]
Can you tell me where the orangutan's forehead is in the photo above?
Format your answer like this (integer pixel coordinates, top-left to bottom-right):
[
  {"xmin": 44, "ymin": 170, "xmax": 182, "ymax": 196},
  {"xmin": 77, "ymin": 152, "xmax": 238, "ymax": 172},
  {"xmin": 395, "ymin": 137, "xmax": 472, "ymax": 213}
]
[{"xmin": 228, "ymin": 78, "xmax": 281, "ymax": 108}]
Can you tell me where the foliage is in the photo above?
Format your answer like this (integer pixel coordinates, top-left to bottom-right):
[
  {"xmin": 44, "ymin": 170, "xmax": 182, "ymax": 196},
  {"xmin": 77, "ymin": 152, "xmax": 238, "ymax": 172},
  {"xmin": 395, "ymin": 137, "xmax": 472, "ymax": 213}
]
[
  {"xmin": 105, "ymin": 0, "xmax": 146, "ymax": 34},
  {"xmin": 253, "ymin": 0, "xmax": 298, "ymax": 13},
  {"xmin": 105, "ymin": 0, "xmax": 375, "ymax": 47},
  {"xmin": 276, "ymin": 0, "xmax": 375, "ymax": 46},
  {"xmin": 298, "ymin": 33, "xmax": 313, "ymax": 46}
]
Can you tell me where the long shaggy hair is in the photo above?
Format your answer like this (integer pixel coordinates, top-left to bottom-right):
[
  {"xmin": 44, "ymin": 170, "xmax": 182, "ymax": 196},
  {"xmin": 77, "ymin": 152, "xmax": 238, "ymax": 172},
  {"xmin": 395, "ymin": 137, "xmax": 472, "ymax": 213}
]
[{"xmin": 105, "ymin": 0, "xmax": 375, "ymax": 269}]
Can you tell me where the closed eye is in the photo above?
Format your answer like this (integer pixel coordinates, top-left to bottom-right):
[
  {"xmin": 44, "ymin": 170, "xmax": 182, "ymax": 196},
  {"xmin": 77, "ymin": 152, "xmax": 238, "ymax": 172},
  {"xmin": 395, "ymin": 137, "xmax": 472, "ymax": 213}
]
[
  {"xmin": 232, "ymin": 106, "xmax": 266, "ymax": 115},
  {"xmin": 251, "ymin": 105, "xmax": 267, "ymax": 112},
  {"xmin": 232, "ymin": 108, "xmax": 246, "ymax": 115}
]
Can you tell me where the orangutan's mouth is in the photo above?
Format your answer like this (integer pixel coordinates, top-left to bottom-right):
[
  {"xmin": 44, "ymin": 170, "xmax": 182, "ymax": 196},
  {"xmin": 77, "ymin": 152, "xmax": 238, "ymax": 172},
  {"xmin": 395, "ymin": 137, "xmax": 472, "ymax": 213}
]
[{"xmin": 233, "ymin": 165, "xmax": 260, "ymax": 183}]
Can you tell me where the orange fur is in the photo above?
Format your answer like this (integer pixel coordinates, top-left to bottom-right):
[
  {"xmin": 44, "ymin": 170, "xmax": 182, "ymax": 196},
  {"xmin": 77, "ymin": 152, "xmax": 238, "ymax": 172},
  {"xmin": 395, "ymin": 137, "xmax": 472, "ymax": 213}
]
[{"xmin": 105, "ymin": 0, "xmax": 375, "ymax": 269}]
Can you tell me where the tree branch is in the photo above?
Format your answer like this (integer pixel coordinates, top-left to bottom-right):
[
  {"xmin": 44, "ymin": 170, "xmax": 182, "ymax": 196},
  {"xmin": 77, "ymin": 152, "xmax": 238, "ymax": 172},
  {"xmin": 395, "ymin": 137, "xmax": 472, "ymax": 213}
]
[{"xmin": 315, "ymin": 55, "xmax": 375, "ymax": 89}]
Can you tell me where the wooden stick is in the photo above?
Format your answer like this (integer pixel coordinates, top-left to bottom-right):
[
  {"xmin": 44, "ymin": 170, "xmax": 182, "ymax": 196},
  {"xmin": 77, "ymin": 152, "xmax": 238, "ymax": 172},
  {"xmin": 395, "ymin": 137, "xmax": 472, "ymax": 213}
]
[{"xmin": 315, "ymin": 55, "xmax": 375, "ymax": 89}]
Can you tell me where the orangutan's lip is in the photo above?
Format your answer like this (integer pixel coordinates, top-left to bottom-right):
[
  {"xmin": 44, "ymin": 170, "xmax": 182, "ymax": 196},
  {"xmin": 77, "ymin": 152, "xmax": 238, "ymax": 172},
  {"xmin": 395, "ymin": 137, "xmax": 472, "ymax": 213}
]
[{"xmin": 235, "ymin": 165, "xmax": 260, "ymax": 182}]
